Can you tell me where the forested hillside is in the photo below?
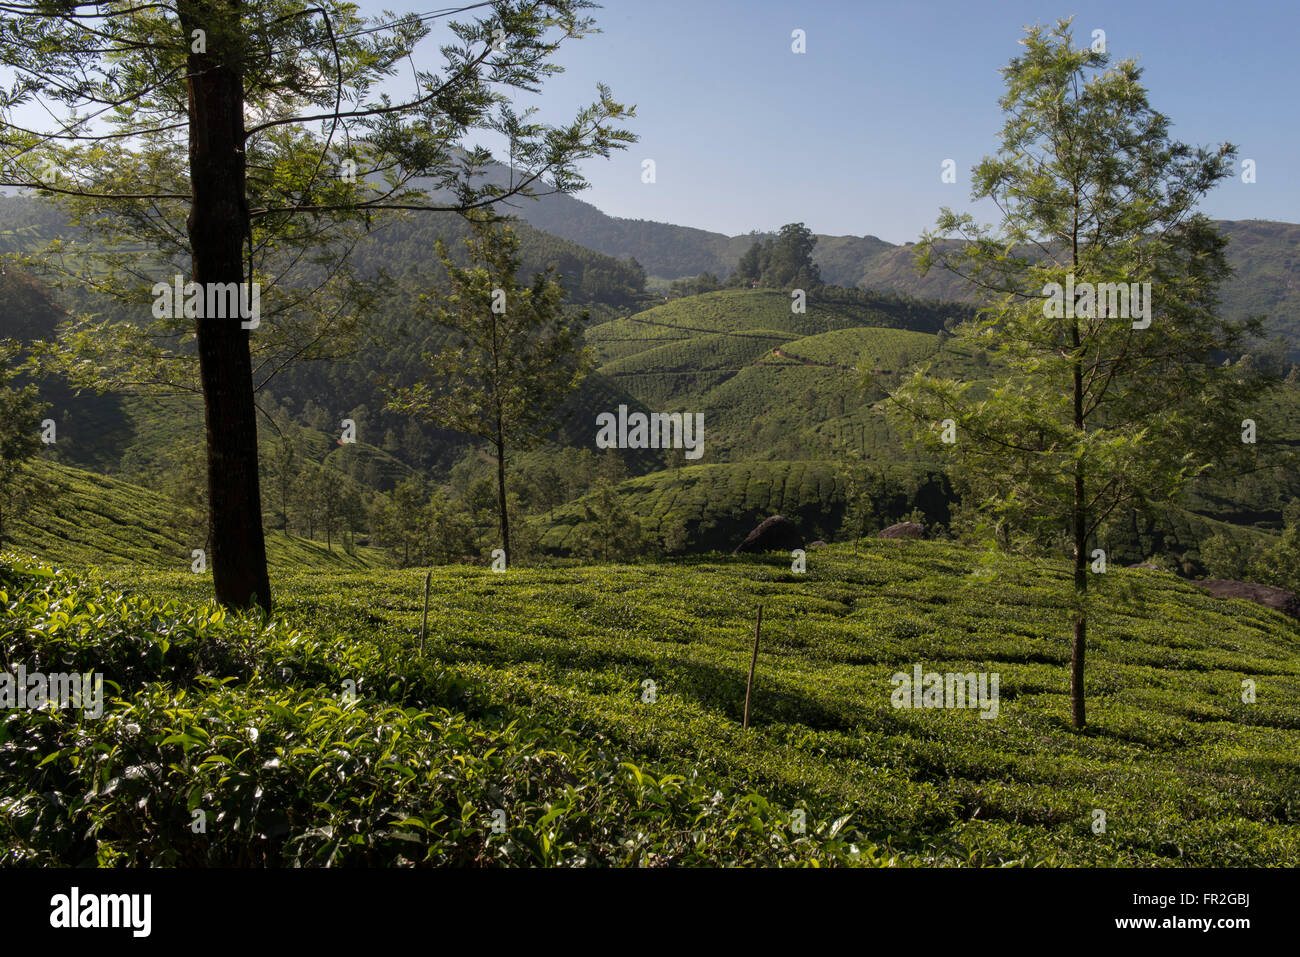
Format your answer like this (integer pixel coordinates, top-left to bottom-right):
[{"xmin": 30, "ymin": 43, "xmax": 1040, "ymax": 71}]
[
  {"xmin": 4, "ymin": 198, "xmax": 1298, "ymax": 581},
  {"xmin": 467, "ymin": 175, "xmax": 1300, "ymax": 351}
]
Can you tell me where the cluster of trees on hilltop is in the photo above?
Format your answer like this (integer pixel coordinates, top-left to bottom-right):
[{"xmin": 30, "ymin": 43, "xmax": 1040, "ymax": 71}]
[{"xmin": 730, "ymin": 222, "xmax": 822, "ymax": 290}]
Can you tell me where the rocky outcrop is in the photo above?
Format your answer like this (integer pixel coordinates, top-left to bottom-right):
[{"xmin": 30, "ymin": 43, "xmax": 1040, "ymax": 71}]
[
  {"xmin": 734, "ymin": 515, "xmax": 805, "ymax": 554},
  {"xmin": 879, "ymin": 522, "xmax": 926, "ymax": 540},
  {"xmin": 1193, "ymin": 580, "xmax": 1300, "ymax": 619}
]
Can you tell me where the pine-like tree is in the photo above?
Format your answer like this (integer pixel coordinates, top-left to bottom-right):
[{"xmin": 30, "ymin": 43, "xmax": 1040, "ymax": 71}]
[
  {"xmin": 387, "ymin": 216, "xmax": 592, "ymax": 566},
  {"xmin": 893, "ymin": 18, "xmax": 1268, "ymax": 729}
]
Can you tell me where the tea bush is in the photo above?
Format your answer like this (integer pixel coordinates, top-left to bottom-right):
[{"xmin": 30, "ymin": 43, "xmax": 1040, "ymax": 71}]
[{"xmin": 0, "ymin": 554, "xmax": 898, "ymax": 867}]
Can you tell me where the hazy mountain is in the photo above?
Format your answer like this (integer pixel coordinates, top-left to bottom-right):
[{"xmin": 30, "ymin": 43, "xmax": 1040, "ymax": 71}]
[{"xmin": 485, "ymin": 173, "xmax": 1299, "ymax": 348}]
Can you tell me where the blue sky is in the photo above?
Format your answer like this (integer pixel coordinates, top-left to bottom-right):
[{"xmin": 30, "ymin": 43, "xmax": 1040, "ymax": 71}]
[{"xmin": 361, "ymin": 0, "xmax": 1299, "ymax": 243}]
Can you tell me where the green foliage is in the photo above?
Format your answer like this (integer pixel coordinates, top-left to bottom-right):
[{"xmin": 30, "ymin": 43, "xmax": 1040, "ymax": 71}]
[
  {"xmin": 0, "ymin": 554, "xmax": 892, "ymax": 867},
  {"xmin": 896, "ymin": 17, "xmax": 1275, "ymax": 728},
  {"xmin": 536, "ymin": 461, "xmax": 950, "ymax": 555},
  {"xmin": 1201, "ymin": 530, "xmax": 1255, "ymax": 580},
  {"xmin": 388, "ymin": 218, "xmax": 593, "ymax": 448},
  {"xmin": 0, "ymin": 339, "xmax": 47, "ymax": 548},
  {"xmin": 730, "ymin": 223, "xmax": 821, "ymax": 289},
  {"xmin": 5, "ymin": 541, "xmax": 1298, "ymax": 867},
  {"xmin": 10, "ymin": 461, "xmax": 386, "ymax": 571},
  {"xmin": 908, "ymin": 27, "xmax": 1272, "ymax": 548},
  {"xmin": 386, "ymin": 216, "xmax": 594, "ymax": 561},
  {"xmin": 371, "ymin": 478, "xmax": 478, "ymax": 569},
  {"xmin": 902, "ymin": 18, "xmax": 1263, "ymax": 556},
  {"xmin": 1202, "ymin": 502, "xmax": 1300, "ymax": 593},
  {"xmin": 668, "ymin": 273, "xmax": 723, "ymax": 298},
  {"xmin": 577, "ymin": 478, "xmax": 647, "ymax": 562},
  {"xmin": 1250, "ymin": 505, "xmax": 1300, "ymax": 592}
]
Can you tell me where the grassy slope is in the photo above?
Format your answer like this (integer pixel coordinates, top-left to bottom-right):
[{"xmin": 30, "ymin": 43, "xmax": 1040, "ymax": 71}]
[
  {"xmin": 586, "ymin": 289, "xmax": 884, "ymax": 364},
  {"xmin": 581, "ymin": 289, "xmax": 1300, "ymax": 552},
  {"xmin": 779, "ymin": 326, "xmax": 939, "ymax": 369},
  {"xmin": 9, "ymin": 461, "xmax": 387, "ymax": 570},
  {"xmin": 587, "ymin": 290, "xmax": 964, "ymax": 463},
  {"xmin": 121, "ymin": 540, "xmax": 1300, "ymax": 865}
]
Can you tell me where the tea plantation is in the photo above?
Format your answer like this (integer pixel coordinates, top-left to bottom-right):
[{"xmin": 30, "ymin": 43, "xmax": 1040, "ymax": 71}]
[{"xmin": 3, "ymin": 538, "xmax": 1297, "ymax": 866}]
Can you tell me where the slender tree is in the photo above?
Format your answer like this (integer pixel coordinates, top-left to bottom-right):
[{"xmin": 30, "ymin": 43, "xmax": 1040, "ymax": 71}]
[
  {"xmin": 267, "ymin": 420, "xmax": 299, "ymax": 533},
  {"xmin": 0, "ymin": 1, "xmax": 633, "ymax": 609},
  {"xmin": 579, "ymin": 475, "xmax": 643, "ymax": 562},
  {"xmin": 386, "ymin": 214, "xmax": 591, "ymax": 566},
  {"xmin": 377, "ymin": 476, "xmax": 428, "ymax": 567},
  {"xmin": 893, "ymin": 18, "xmax": 1266, "ymax": 729}
]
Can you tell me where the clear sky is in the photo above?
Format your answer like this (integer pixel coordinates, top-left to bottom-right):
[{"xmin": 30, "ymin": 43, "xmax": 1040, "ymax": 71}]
[{"xmin": 359, "ymin": 0, "xmax": 1298, "ymax": 244}]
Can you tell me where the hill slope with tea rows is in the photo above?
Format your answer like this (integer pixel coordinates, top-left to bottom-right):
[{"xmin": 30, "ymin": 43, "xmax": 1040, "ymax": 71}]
[{"xmin": 4, "ymin": 540, "xmax": 1297, "ymax": 866}]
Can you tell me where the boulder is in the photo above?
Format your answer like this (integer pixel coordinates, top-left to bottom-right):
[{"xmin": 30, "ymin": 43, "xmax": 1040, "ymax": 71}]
[
  {"xmin": 879, "ymin": 521, "xmax": 926, "ymax": 540},
  {"xmin": 734, "ymin": 515, "xmax": 805, "ymax": 554},
  {"xmin": 1193, "ymin": 579, "xmax": 1300, "ymax": 619},
  {"xmin": 808, "ymin": 540, "xmax": 828, "ymax": 548},
  {"xmin": 1127, "ymin": 562, "xmax": 1161, "ymax": 571}
]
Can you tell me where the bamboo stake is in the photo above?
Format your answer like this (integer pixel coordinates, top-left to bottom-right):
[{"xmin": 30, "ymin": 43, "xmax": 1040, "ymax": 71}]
[{"xmin": 743, "ymin": 604, "xmax": 763, "ymax": 729}]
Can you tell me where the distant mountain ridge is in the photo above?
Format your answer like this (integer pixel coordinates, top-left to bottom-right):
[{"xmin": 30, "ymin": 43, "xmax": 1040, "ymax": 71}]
[
  {"xmin": 486, "ymin": 169, "xmax": 1299, "ymax": 347},
  {"xmin": 6, "ymin": 169, "xmax": 1298, "ymax": 354}
]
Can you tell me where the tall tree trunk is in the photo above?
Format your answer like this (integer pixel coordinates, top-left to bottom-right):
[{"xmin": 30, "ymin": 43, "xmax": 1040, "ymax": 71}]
[
  {"xmin": 1068, "ymin": 206, "xmax": 1087, "ymax": 729},
  {"xmin": 1071, "ymin": 462, "xmax": 1088, "ymax": 730},
  {"xmin": 183, "ymin": 0, "xmax": 271, "ymax": 611},
  {"xmin": 1070, "ymin": 310, "xmax": 1088, "ymax": 729},
  {"xmin": 489, "ymin": 299, "xmax": 510, "ymax": 566},
  {"xmin": 495, "ymin": 430, "xmax": 510, "ymax": 566}
]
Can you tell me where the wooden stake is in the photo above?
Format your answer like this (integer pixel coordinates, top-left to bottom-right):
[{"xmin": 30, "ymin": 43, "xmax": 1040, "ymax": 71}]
[
  {"xmin": 419, "ymin": 569, "xmax": 432, "ymax": 655},
  {"xmin": 743, "ymin": 603, "xmax": 763, "ymax": 729}
]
